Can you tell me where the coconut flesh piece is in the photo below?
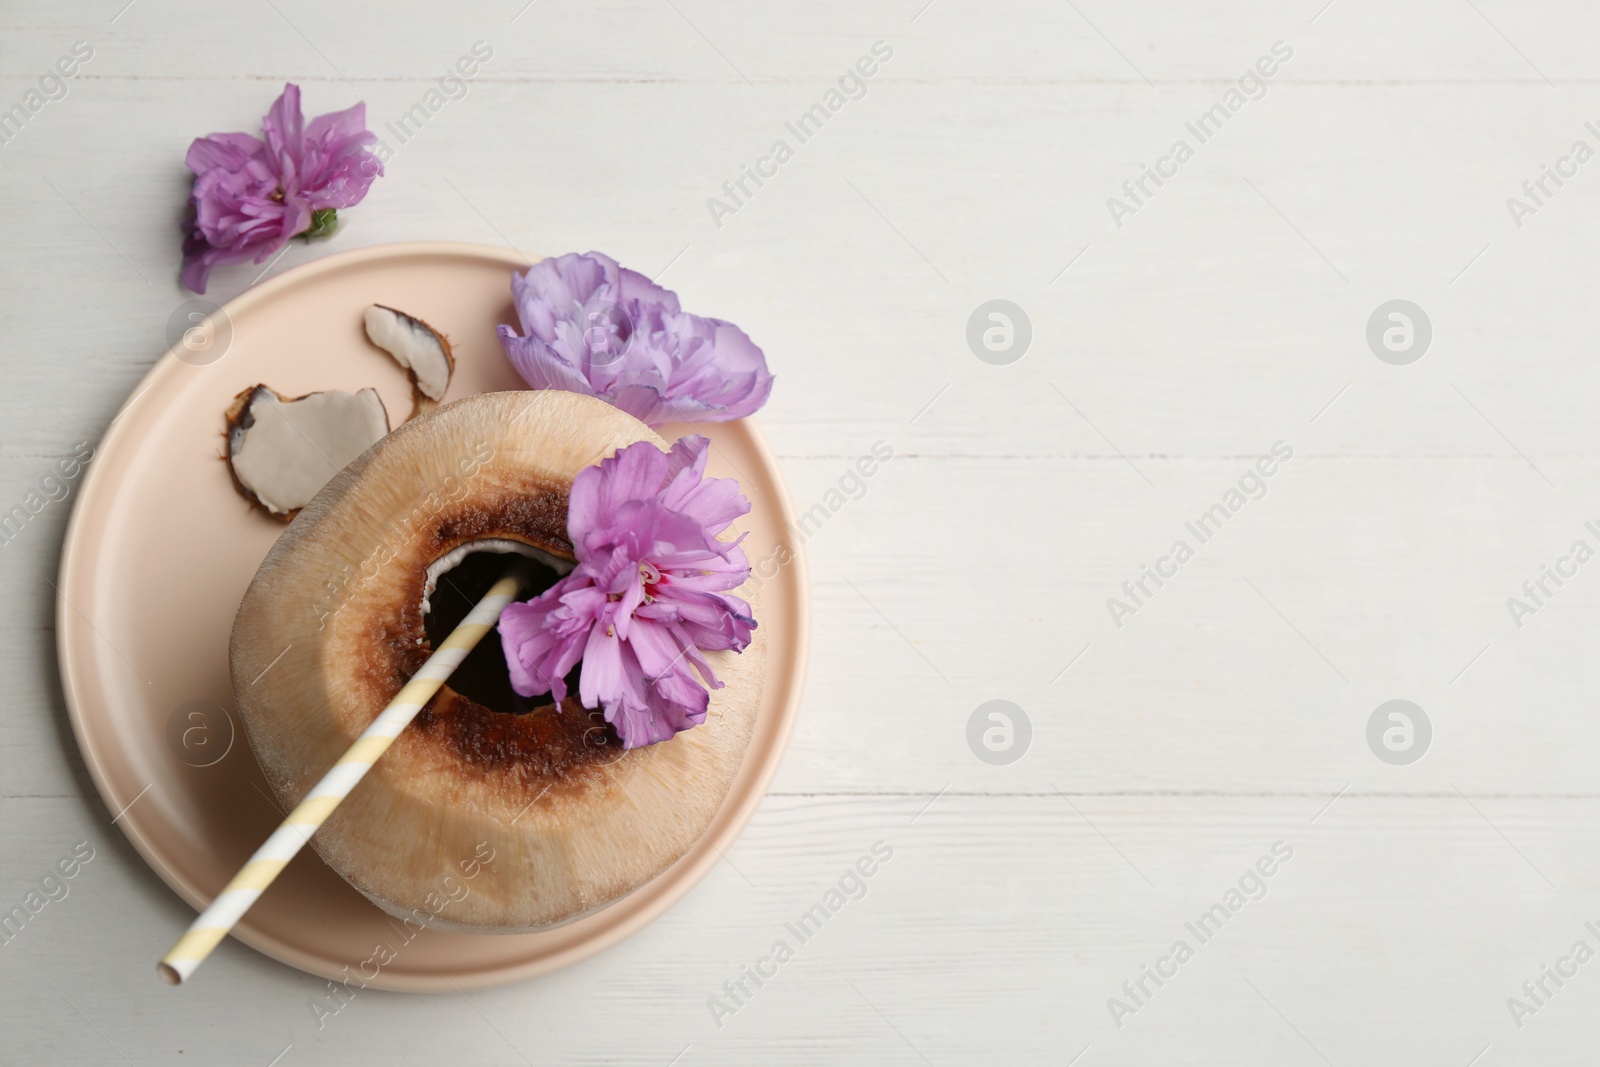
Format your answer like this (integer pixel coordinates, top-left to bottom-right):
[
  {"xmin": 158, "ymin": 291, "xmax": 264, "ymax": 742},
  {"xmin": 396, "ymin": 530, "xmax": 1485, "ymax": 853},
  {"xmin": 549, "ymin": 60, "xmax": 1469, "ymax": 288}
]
[
  {"xmin": 363, "ymin": 304, "xmax": 455, "ymax": 417},
  {"xmin": 225, "ymin": 385, "xmax": 390, "ymax": 518},
  {"xmin": 229, "ymin": 390, "xmax": 767, "ymax": 933}
]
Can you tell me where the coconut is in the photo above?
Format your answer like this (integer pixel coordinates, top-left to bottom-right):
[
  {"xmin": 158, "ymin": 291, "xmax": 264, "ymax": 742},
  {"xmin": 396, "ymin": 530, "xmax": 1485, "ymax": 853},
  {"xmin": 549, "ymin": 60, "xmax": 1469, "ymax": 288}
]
[
  {"xmin": 363, "ymin": 304, "xmax": 455, "ymax": 419},
  {"xmin": 229, "ymin": 390, "xmax": 765, "ymax": 932},
  {"xmin": 224, "ymin": 384, "xmax": 390, "ymax": 520}
]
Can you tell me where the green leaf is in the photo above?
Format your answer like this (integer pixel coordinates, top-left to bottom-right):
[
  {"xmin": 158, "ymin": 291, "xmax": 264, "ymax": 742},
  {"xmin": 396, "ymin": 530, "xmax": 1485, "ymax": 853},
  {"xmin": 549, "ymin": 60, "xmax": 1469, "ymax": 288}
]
[{"xmin": 303, "ymin": 208, "xmax": 339, "ymax": 240}]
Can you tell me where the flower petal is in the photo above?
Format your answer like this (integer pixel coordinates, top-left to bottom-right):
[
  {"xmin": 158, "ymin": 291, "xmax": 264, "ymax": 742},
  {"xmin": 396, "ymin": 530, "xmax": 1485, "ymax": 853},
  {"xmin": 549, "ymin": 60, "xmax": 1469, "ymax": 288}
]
[
  {"xmin": 497, "ymin": 253, "xmax": 770, "ymax": 428},
  {"xmin": 497, "ymin": 433, "xmax": 756, "ymax": 750},
  {"xmin": 261, "ymin": 83, "xmax": 305, "ymax": 180}
]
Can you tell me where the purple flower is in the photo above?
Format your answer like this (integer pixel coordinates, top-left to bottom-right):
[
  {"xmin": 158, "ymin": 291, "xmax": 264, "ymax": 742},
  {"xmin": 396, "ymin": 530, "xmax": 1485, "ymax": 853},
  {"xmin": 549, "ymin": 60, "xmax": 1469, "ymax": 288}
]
[
  {"xmin": 497, "ymin": 251, "xmax": 774, "ymax": 426},
  {"xmin": 499, "ymin": 434, "xmax": 756, "ymax": 749},
  {"xmin": 181, "ymin": 83, "xmax": 383, "ymax": 293}
]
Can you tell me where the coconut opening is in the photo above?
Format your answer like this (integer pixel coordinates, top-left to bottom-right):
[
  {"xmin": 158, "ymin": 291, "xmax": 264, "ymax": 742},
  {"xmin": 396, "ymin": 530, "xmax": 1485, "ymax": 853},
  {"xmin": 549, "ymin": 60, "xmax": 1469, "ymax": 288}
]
[{"xmin": 422, "ymin": 543, "xmax": 578, "ymax": 715}]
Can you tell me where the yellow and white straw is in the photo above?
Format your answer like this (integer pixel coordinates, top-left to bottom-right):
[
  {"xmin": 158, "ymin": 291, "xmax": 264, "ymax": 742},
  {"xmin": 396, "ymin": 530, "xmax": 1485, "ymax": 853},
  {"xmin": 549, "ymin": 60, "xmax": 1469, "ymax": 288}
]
[{"xmin": 158, "ymin": 563, "xmax": 532, "ymax": 985}]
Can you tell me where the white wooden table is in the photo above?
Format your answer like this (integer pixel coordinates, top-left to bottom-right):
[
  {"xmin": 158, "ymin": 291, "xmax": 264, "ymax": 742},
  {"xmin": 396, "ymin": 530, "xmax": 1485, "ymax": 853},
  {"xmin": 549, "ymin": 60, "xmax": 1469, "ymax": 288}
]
[{"xmin": 5, "ymin": 0, "xmax": 1600, "ymax": 1062}]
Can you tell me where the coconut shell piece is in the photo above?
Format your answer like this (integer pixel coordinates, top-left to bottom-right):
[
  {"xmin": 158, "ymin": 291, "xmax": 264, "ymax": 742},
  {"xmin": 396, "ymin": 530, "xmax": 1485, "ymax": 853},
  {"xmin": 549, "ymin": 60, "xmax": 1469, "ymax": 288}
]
[
  {"xmin": 224, "ymin": 384, "xmax": 391, "ymax": 521},
  {"xmin": 363, "ymin": 304, "xmax": 456, "ymax": 420},
  {"xmin": 229, "ymin": 390, "xmax": 766, "ymax": 932}
]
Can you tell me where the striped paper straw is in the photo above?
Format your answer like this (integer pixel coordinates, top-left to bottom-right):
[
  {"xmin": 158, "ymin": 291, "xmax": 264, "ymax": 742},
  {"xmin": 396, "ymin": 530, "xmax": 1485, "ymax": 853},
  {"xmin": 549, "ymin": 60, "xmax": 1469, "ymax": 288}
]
[{"xmin": 158, "ymin": 561, "xmax": 532, "ymax": 985}]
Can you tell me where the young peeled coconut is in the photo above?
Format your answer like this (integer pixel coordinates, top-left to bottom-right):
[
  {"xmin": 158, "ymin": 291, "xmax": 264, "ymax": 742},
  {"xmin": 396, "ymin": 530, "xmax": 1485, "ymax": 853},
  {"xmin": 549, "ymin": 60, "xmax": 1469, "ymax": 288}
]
[{"xmin": 229, "ymin": 390, "xmax": 766, "ymax": 932}]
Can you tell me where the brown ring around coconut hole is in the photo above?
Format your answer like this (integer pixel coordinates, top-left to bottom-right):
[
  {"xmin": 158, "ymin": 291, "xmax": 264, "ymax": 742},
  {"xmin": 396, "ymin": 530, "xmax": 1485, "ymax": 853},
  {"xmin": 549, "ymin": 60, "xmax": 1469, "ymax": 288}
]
[{"xmin": 354, "ymin": 475, "xmax": 627, "ymax": 797}]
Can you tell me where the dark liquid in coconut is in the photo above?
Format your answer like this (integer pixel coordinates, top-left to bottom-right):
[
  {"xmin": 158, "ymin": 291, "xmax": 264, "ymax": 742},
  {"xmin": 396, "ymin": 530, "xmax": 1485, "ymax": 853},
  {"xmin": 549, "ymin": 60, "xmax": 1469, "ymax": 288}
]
[{"xmin": 422, "ymin": 550, "xmax": 580, "ymax": 715}]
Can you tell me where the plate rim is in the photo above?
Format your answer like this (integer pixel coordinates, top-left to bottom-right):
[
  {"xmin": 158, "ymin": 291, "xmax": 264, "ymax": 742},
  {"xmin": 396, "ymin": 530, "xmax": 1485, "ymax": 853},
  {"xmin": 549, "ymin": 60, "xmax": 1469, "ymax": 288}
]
[{"xmin": 55, "ymin": 240, "xmax": 810, "ymax": 991}]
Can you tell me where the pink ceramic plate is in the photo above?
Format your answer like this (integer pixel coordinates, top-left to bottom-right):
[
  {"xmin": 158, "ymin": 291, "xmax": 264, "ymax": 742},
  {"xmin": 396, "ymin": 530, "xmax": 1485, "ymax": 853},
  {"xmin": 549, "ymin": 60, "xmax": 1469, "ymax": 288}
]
[{"xmin": 56, "ymin": 242, "xmax": 808, "ymax": 990}]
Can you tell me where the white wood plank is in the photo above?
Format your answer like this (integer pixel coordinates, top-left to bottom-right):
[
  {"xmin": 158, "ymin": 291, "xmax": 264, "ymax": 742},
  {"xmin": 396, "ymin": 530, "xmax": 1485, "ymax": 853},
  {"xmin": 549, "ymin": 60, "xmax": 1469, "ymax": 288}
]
[
  {"xmin": 4, "ymin": 794, "xmax": 1598, "ymax": 1064},
  {"xmin": 11, "ymin": 451, "xmax": 1600, "ymax": 799},
  {"xmin": 8, "ymin": 73, "xmax": 1600, "ymax": 461}
]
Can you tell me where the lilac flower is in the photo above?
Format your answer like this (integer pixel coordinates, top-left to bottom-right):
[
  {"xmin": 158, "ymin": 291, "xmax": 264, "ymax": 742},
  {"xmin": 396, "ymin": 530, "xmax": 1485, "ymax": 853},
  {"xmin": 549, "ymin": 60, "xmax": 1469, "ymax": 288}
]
[
  {"xmin": 181, "ymin": 83, "xmax": 383, "ymax": 293},
  {"xmin": 499, "ymin": 434, "xmax": 756, "ymax": 749},
  {"xmin": 497, "ymin": 251, "xmax": 773, "ymax": 426}
]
